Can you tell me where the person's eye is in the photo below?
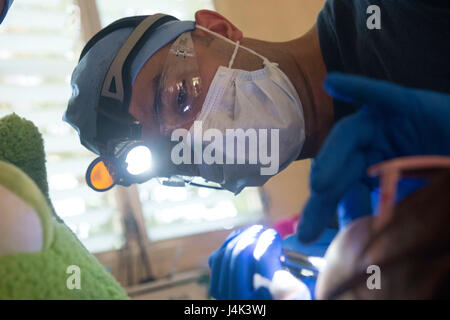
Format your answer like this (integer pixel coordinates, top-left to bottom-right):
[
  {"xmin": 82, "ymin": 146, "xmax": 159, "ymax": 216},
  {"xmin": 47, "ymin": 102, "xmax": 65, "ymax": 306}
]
[{"xmin": 177, "ymin": 80, "xmax": 191, "ymax": 114}]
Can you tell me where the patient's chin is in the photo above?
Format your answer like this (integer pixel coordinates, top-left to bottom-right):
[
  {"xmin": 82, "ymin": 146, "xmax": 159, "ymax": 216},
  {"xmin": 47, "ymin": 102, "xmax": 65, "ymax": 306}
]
[
  {"xmin": 0, "ymin": 185, "xmax": 43, "ymax": 256},
  {"xmin": 315, "ymin": 216, "xmax": 375, "ymax": 300}
]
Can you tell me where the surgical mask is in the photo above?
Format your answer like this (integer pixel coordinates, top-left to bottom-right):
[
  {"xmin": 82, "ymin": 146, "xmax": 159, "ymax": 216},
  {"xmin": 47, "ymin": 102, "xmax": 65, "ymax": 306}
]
[{"xmin": 187, "ymin": 25, "xmax": 305, "ymax": 194}]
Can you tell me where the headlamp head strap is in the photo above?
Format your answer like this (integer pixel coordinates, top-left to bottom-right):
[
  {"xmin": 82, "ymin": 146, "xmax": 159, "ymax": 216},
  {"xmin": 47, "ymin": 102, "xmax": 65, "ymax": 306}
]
[
  {"xmin": 100, "ymin": 14, "xmax": 175, "ymax": 109},
  {"xmin": 99, "ymin": 13, "xmax": 177, "ymax": 114},
  {"xmin": 92, "ymin": 14, "xmax": 178, "ymax": 152}
]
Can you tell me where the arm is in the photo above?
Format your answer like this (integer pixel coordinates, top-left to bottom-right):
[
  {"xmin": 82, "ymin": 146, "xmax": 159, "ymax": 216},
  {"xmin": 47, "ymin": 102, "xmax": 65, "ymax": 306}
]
[{"xmin": 297, "ymin": 73, "xmax": 450, "ymax": 242}]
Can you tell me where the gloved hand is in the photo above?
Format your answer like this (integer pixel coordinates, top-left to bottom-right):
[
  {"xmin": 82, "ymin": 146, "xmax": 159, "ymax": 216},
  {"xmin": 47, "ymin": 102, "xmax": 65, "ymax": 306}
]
[
  {"xmin": 209, "ymin": 225, "xmax": 310, "ymax": 300},
  {"xmin": 297, "ymin": 72, "xmax": 450, "ymax": 243}
]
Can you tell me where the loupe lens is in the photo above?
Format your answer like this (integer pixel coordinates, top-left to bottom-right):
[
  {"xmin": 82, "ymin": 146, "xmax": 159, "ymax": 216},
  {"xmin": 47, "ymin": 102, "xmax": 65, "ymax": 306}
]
[
  {"xmin": 87, "ymin": 158, "xmax": 116, "ymax": 191},
  {"xmin": 125, "ymin": 145, "xmax": 152, "ymax": 175}
]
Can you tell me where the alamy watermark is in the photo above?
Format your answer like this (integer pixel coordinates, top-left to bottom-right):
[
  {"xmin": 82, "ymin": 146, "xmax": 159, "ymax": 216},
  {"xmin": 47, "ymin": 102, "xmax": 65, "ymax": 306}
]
[
  {"xmin": 170, "ymin": 121, "xmax": 280, "ymax": 176},
  {"xmin": 367, "ymin": 5, "xmax": 381, "ymax": 30},
  {"xmin": 366, "ymin": 264, "xmax": 381, "ymax": 290},
  {"xmin": 66, "ymin": 265, "xmax": 81, "ymax": 290}
]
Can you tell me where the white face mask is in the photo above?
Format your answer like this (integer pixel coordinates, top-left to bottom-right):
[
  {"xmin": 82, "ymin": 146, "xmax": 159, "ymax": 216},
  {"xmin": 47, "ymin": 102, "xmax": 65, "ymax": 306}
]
[{"xmin": 188, "ymin": 25, "xmax": 305, "ymax": 194}]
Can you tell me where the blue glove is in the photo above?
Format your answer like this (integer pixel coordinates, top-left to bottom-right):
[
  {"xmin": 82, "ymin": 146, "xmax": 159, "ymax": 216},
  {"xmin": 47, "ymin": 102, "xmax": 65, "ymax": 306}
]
[
  {"xmin": 209, "ymin": 226, "xmax": 280, "ymax": 300},
  {"xmin": 0, "ymin": 0, "xmax": 14, "ymax": 24},
  {"xmin": 209, "ymin": 225, "xmax": 310, "ymax": 300},
  {"xmin": 297, "ymin": 72, "xmax": 450, "ymax": 243}
]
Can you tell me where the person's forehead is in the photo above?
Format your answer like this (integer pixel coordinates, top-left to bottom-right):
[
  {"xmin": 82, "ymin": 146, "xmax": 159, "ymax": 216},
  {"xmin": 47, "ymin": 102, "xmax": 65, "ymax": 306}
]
[
  {"xmin": 128, "ymin": 42, "xmax": 172, "ymax": 121},
  {"xmin": 136, "ymin": 41, "xmax": 172, "ymax": 82}
]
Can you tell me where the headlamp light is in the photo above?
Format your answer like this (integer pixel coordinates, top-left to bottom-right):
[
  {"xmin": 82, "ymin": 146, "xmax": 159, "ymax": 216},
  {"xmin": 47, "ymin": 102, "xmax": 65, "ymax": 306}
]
[{"xmin": 125, "ymin": 145, "xmax": 152, "ymax": 175}]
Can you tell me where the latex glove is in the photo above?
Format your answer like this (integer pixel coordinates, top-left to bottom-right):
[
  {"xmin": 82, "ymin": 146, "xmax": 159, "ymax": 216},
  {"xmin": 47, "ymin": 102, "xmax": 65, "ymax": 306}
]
[
  {"xmin": 297, "ymin": 72, "xmax": 450, "ymax": 243},
  {"xmin": 209, "ymin": 225, "xmax": 310, "ymax": 300}
]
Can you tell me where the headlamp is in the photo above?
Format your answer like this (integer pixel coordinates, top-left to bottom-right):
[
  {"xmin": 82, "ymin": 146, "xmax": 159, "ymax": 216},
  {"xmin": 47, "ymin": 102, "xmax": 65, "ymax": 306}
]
[
  {"xmin": 86, "ymin": 140, "xmax": 225, "ymax": 192},
  {"xmin": 86, "ymin": 142, "xmax": 153, "ymax": 192}
]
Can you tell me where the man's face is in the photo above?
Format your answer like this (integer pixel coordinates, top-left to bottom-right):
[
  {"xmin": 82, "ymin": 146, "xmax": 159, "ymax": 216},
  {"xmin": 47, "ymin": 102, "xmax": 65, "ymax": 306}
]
[{"xmin": 128, "ymin": 30, "xmax": 220, "ymax": 144}]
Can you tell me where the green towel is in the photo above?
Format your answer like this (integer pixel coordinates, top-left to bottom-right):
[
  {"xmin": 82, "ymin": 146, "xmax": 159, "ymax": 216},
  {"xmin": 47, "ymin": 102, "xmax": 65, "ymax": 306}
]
[{"xmin": 0, "ymin": 114, "xmax": 128, "ymax": 299}]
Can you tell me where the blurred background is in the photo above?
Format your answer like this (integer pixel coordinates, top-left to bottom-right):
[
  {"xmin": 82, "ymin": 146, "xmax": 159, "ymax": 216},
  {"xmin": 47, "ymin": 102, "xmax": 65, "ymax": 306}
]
[{"xmin": 0, "ymin": 0, "xmax": 325, "ymax": 299}]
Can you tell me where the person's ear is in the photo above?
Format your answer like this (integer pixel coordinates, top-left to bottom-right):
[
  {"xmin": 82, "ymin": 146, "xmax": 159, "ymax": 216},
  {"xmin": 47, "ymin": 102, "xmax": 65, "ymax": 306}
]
[{"xmin": 195, "ymin": 10, "xmax": 243, "ymax": 41}]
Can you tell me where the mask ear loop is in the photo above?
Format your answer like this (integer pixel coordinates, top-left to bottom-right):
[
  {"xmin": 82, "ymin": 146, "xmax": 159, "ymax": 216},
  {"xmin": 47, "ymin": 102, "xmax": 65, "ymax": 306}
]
[
  {"xmin": 196, "ymin": 24, "xmax": 273, "ymax": 66},
  {"xmin": 228, "ymin": 40, "xmax": 240, "ymax": 68}
]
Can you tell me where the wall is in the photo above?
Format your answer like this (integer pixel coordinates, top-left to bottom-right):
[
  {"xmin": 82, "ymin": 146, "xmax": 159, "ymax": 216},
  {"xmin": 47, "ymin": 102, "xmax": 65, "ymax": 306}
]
[
  {"xmin": 214, "ymin": 0, "xmax": 325, "ymax": 41},
  {"xmin": 213, "ymin": 0, "xmax": 326, "ymax": 222}
]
